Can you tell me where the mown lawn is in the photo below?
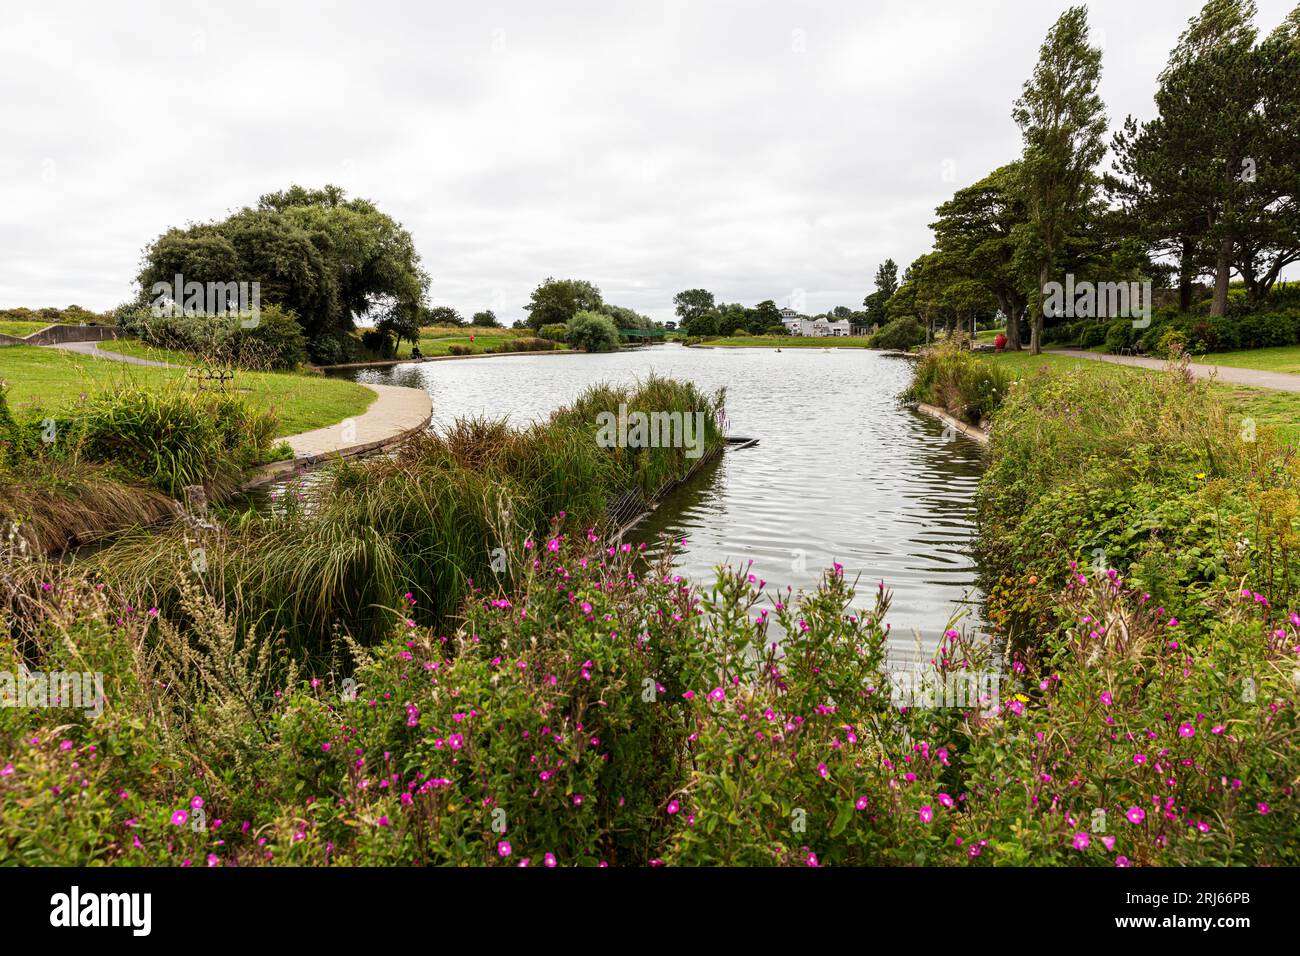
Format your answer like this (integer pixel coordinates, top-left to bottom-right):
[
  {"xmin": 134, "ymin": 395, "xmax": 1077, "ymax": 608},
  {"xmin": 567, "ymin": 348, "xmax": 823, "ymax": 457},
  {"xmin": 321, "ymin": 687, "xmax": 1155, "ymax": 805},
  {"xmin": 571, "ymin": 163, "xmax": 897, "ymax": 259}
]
[
  {"xmin": 0, "ymin": 344, "xmax": 375, "ymax": 436},
  {"xmin": 1196, "ymin": 344, "xmax": 1300, "ymax": 375},
  {"xmin": 986, "ymin": 349, "xmax": 1300, "ymax": 445}
]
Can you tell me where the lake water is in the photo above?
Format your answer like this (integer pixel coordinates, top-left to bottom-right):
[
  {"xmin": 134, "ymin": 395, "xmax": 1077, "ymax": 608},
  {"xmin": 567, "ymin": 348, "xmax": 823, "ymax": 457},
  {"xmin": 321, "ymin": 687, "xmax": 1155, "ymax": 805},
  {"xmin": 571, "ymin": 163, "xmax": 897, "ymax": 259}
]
[{"xmin": 327, "ymin": 344, "xmax": 985, "ymax": 653}]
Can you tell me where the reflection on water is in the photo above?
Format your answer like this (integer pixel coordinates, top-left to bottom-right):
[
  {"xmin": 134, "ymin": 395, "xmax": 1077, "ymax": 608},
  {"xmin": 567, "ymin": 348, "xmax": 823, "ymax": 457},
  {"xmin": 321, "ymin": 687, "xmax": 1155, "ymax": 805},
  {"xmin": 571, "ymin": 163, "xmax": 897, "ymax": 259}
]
[{"xmin": 327, "ymin": 344, "xmax": 985, "ymax": 656}]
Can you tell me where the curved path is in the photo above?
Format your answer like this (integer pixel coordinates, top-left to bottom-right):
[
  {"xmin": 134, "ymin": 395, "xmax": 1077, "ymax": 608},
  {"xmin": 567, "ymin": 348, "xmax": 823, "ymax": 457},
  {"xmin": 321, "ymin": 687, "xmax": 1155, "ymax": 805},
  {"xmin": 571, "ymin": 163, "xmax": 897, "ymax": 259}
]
[
  {"xmin": 44, "ymin": 339, "xmax": 177, "ymax": 367},
  {"xmin": 282, "ymin": 383, "xmax": 431, "ymax": 457},
  {"xmin": 1053, "ymin": 348, "xmax": 1300, "ymax": 394}
]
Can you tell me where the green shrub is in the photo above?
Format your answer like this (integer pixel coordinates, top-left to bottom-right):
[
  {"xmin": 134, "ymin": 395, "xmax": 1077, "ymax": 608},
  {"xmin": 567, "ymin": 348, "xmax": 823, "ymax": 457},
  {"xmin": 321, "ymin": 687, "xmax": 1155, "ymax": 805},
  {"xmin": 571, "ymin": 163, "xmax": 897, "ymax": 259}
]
[
  {"xmin": 447, "ymin": 344, "xmax": 473, "ymax": 356},
  {"xmin": 115, "ymin": 302, "xmax": 308, "ymax": 369},
  {"xmin": 903, "ymin": 341, "xmax": 1013, "ymax": 426},
  {"xmin": 538, "ymin": 323, "xmax": 569, "ymax": 342},
  {"xmin": 91, "ymin": 377, "xmax": 725, "ymax": 651},
  {"xmin": 71, "ymin": 385, "xmax": 279, "ymax": 496},
  {"xmin": 1103, "ymin": 318, "xmax": 1136, "ymax": 353},
  {"xmin": 1077, "ymin": 322, "xmax": 1107, "ymax": 349},
  {"xmin": 359, "ymin": 328, "xmax": 396, "ymax": 359},
  {"xmin": 565, "ymin": 311, "xmax": 620, "ymax": 352},
  {"xmin": 867, "ymin": 316, "xmax": 925, "ymax": 351}
]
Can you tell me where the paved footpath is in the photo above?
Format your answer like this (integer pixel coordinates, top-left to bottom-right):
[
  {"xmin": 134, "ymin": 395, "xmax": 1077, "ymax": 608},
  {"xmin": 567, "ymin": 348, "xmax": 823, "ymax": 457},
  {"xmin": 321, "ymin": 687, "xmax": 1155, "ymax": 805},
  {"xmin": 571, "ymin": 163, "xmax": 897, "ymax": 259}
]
[
  {"xmin": 44, "ymin": 340, "xmax": 176, "ymax": 367},
  {"xmin": 1053, "ymin": 349, "xmax": 1300, "ymax": 394},
  {"xmin": 283, "ymin": 383, "xmax": 431, "ymax": 458}
]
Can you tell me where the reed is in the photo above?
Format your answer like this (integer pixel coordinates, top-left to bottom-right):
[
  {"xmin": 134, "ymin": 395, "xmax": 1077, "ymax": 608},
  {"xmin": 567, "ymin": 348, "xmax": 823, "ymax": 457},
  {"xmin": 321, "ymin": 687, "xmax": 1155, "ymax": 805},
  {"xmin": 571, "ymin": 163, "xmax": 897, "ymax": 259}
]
[{"xmin": 89, "ymin": 376, "xmax": 727, "ymax": 656}]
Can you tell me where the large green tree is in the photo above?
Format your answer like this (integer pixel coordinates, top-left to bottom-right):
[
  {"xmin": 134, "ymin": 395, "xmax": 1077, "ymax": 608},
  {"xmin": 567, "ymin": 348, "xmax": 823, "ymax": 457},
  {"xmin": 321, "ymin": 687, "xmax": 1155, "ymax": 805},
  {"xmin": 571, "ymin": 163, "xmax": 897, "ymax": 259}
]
[
  {"xmin": 138, "ymin": 184, "xmax": 428, "ymax": 363},
  {"xmin": 931, "ymin": 164, "xmax": 1031, "ymax": 349},
  {"xmin": 863, "ymin": 259, "xmax": 899, "ymax": 329},
  {"xmin": 673, "ymin": 289, "xmax": 715, "ymax": 327},
  {"xmin": 1012, "ymin": 6, "xmax": 1108, "ymax": 353},
  {"xmin": 525, "ymin": 278, "xmax": 603, "ymax": 331}
]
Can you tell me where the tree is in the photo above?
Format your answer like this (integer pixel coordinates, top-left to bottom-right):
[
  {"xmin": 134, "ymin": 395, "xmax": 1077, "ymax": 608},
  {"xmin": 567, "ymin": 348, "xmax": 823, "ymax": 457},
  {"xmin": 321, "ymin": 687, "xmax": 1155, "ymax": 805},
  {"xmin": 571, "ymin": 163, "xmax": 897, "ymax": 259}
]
[
  {"xmin": 375, "ymin": 301, "xmax": 421, "ymax": 348},
  {"xmin": 525, "ymin": 278, "xmax": 603, "ymax": 331},
  {"xmin": 750, "ymin": 300, "xmax": 782, "ymax": 334},
  {"xmin": 565, "ymin": 310, "xmax": 620, "ymax": 352},
  {"xmin": 423, "ymin": 306, "xmax": 464, "ymax": 327},
  {"xmin": 863, "ymin": 259, "xmax": 899, "ymax": 328},
  {"xmin": 931, "ymin": 164, "xmax": 1031, "ymax": 349},
  {"xmin": 673, "ymin": 289, "xmax": 715, "ymax": 327},
  {"xmin": 1233, "ymin": 10, "xmax": 1300, "ymax": 303},
  {"xmin": 1012, "ymin": 6, "xmax": 1108, "ymax": 353},
  {"xmin": 1153, "ymin": 1, "xmax": 1261, "ymax": 315},
  {"xmin": 138, "ymin": 184, "xmax": 428, "ymax": 364},
  {"xmin": 471, "ymin": 310, "xmax": 501, "ymax": 327}
]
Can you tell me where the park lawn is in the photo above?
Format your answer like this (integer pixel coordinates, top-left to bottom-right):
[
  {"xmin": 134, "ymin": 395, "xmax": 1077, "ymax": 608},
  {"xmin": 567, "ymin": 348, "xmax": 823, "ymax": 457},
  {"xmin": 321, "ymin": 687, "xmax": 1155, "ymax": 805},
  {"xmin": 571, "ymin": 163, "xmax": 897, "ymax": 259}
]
[
  {"xmin": 98, "ymin": 339, "xmax": 205, "ymax": 365},
  {"xmin": 0, "ymin": 320, "xmax": 51, "ymax": 337},
  {"xmin": 1196, "ymin": 344, "xmax": 1300, "ymax": 375},
  {"xmin": 985, "ymin": 349, "xmax": 1300, "ymax": 445},
  {"xmin": 0, "ymin": 344, "xmax": 375, "ymax": 437},
  {"xmin": 700, "ymin": 335, "xmax": 877, "ymax": 348}
]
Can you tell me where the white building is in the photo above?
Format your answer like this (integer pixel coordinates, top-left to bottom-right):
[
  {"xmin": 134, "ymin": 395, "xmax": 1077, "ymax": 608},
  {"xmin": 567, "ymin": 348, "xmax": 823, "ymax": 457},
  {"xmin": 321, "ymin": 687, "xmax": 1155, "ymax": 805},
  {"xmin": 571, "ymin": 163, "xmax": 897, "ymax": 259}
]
[{"xmin": 780, "ymin": 309, "xmax": 851, "ymax": 337}]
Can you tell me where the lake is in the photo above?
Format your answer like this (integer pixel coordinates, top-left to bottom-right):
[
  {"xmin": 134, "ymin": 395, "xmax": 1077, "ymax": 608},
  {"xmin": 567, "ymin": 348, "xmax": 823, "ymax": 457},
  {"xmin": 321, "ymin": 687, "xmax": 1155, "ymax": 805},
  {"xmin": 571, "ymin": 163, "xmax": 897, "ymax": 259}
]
[{"xmin": 328, "ymin": 343, "xmax": 985, "ymax": 654}]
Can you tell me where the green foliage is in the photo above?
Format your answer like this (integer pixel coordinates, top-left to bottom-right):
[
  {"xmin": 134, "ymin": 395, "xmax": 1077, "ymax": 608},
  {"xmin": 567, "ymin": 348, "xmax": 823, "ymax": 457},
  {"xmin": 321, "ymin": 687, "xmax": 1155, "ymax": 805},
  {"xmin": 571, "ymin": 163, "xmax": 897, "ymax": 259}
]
[
  {"xmin": 564, "ymin": 311, "xmax": 620, "ymax": 353},
  {"xmin": 867, "ymin": 316, "xmax": 926, "ymax": 351},
  {"xmin": 68, "ymin": 386, "xmax": 279, "ymax": 497},
  {"xmin": 538, "ymin": 323, "xmax": 569, "ymax": 342},
  {"xmin": 5, "ymin": 529, "xmax": 1295, "ymax": 866},
  {"xmin": 973, "ymin": 354, "xmax": 1300, "ymax": 653},
  {"xmin": 136, "ymin": 185, "xmax": 427, "ymax": 364},
  {"xmin": 525, "ymin": 278, "xmax": 603, "ymax": 331},
  {"xmin": 117, "ymin": 302, "xmax": 308, "ymax": 370},
  {"xmin": 91, "ymin": 377, "xmax": 725, "ymax": 652},
  {"xmin": 0, "ymin": 305, "xmax": 110, "ymax": 327},
  {"xmin": 470, "ymin": 310, "xmax": 500, "ymax": 327},
  {"xmin": 903, "ymin": 341, "xmax": 1013, "ymax": 425}
]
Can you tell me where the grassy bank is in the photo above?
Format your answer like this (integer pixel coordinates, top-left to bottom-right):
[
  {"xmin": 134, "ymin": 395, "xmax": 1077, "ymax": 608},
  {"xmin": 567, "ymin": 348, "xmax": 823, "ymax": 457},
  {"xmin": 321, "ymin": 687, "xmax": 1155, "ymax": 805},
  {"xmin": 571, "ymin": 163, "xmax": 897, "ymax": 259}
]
[
  {"xmin": 979, "ymin": 348, "xmax": 1300, "ymax": 445},
  {"xmin": 0, "ymin": 378, "xmax": 287, "ymax": 556},
  {"xmin": 0, "ymin": 344, "xmax": 374, "ymax": 436},
  {"xmin": 0, "ymin": 321, "xmax": 50, "ymax": 338}
]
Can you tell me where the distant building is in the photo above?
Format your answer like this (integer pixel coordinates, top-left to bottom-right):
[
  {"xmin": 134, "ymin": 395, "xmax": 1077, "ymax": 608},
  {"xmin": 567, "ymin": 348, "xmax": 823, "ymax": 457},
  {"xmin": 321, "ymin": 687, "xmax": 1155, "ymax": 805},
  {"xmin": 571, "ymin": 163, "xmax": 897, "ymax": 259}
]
[{"xmin": 780, "ymin": 309, "xmax": 851, "ymax": 337}]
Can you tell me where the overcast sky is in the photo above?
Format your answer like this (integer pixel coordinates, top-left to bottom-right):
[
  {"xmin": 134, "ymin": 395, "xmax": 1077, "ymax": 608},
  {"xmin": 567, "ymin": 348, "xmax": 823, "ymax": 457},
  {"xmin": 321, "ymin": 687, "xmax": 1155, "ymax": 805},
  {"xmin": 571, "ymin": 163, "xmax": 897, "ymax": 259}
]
[{"xmin": 1, "ymin": 0, "xmax": 1295, "ymax": 324}]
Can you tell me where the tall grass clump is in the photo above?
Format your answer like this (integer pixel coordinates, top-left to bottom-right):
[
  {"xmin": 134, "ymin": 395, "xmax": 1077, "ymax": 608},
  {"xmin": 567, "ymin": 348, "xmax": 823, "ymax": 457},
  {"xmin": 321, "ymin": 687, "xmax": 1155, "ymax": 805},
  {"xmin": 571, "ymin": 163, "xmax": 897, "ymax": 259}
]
[
  {"xmin": 91, "ymin": 376, "xmax": 727, "ymax": 654},
  {"xmin": 0, "ymin": 380, "xmax": 281, "ymax": 556},
  {"xmin": 901, "ymin": 340, "xmax": 1013, "ymax": 427},
  {"xmin": 550, "ymin": 374, "xmax": 727, "ymax": 496}
]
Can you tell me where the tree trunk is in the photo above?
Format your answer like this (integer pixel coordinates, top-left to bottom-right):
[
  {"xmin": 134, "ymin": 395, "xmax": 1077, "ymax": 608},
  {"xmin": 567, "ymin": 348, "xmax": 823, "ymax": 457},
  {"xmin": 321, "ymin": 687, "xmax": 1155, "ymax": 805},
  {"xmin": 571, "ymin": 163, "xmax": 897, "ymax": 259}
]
[
  {"xmin": 1030, "ymin": 262, "xmax": 1049, "ymax": 355},
  {"xmin": 1000, "ymin": 293, "xmax": 1023, "ymax": 351},
  {"xmin": 1178, "ymin": 236, "xmax": 1194, "ymax": 313},
  {"xmin": 1211, "ymin": 236, "xmax": 1233, "ymax": 317}
]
